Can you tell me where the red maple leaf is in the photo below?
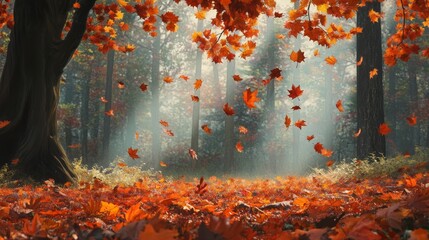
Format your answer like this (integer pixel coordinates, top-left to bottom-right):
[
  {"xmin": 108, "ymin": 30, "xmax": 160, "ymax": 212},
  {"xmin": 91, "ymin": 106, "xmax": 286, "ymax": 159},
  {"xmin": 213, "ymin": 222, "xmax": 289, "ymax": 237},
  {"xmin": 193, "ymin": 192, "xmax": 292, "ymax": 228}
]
[
  {"xmin": 269, "ymin": 68, "xmax": 282, "ymax": 79},
  {"xmin": 378, "ymin": 123, "xmax": 391, "ymax": 136},
  {"xmin": 295, "ymin": 120, "xmax": 306, "ymax": 129},
  {"xmin": 140, "ymin": 83, "xmax": 148, "ymax": 92},
  {"xmin": 406, "ymin": 114, "xmax": 417, "ymax": 126},
  {"xmin": 288, "ymin": 84, "xmax": 303, "ymax": 99},
  {"xmin": 223, "ymin": 103, "xmax": 235, "ymax": 116},
  {"xmin": 290, "ymin": 50, "xmax": 305, "ymax": 63},
  {"xmin": 128, "ymin": 147, "xmax": 140, "ymax": 160}
]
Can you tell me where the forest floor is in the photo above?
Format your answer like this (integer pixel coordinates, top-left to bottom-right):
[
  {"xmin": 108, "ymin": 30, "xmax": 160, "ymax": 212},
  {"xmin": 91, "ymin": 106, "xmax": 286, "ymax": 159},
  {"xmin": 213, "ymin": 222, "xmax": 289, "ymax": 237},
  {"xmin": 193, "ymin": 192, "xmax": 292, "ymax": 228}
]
[{"xmin": 0, "ymin": 153, "xmax": 428, "ymax": 240}]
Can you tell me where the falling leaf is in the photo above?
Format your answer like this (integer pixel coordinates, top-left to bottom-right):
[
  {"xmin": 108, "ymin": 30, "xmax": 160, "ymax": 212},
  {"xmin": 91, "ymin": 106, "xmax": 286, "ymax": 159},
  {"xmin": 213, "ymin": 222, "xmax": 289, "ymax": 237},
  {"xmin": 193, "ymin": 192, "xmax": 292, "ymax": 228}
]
[
  {"xmin": 135, "ymin": 131, "xmax": 139, "ymax": 140},
  {"xmin": 357, "ymin": 56, "xmax": 363, "ymax": 66},
  {"xmin": 236, "ymin": 142, "xmax": 244, "ymax": 153},
  {"xmin": 11, "ymin": 159, "xmax": 19, "ymax": 165},
  {"xmin": 68, "ymin": 144, "xmax": 81, "ymax": 149},
  {"xmin": 100, "ymin": 97, "xmax": 108, "ymax": 103},
  {"xmin": 276, "ymin": 34, "xmax": 285, "ymax": 39},
  {"xmin": 403, "ymin": 152, "xmax": 411, "ymax": 158},
  {"xmin": 307, "ymin": 135, "xmax": 315, "ymax": 141},
  {"xmin": 191, "ymin": 95, "xmax": 200, "ymax": 102},
  {"xmin": 321, "ymin": 148, "xmax": 333, "ymax": 157},
  {"xmin": 313, "ymin": 49, "xmax": 319, "ymax": 56},
  {"xmin": 180, "ymin": 75, "xmax": 189, "ymax": 81},
  {"xmin": 368, "ymin": 9, "xmax": 382, "ymax": 23},
  {"xmin": 243, "ymin": 88, "xmax": 260, "ymax": 109},
  {"xmin": 285, "ymin": 115, "xmax": 291, "ymax": 128},
  {"xmin": 295, "ymin": 120, "xmax": 306, "ymax": 129},
  {"xmin": 325, "ymin": 56, "xmax": 337, "ymax": 65},
  {"xmin": 223, "ymin": 103, "xmax": 235, "ymax": 116},
  {"xmin": 336, "ymin": 100, "xmax": 344, "ymax": 112},
  {"xmin": 270, "ymin": 68, "xmax": 282, "ymax": 79},
  {"xmin": 378, "ymin": 123, "xmax": 391, "ymax": 136},
  {"xmin": 189, "ymin": 148, "xmax": 198, "ymax": 160},
  {"xmin": 326, "ymin": 160, "xmax": 334, "ymax": 167},
  {"xmin": 195, "ymin": 10, "xmax": 206, "ymax": 20},
  {"xmin": 160, "ymin": 161, "xmax": 168, "ymax": 167},
  {"xmin": 163, "ymin": 76, "xmax": 174, "ymax": 83},
  {"xmin": 73, "ymin": 2, "xmax": 81, "ymax": 9},
  {"xmin": 160, "ymin": 120, "xmax": 169, "ymax": 127},
  {"xmin": 105, "ymin": 109, "xmax": 114, "ymax": 117},
  {"xmin": 117, "ymin": 162, "xmax": 127, "ymax": 167},
  {"xmin": 128, "ymin": 147, "xmax": 140, "ymax": 160},
  {"xmin": 406, "ymin": 114, "xmax": 417, "ymax": 126},
  {"xmin": 369, "ymin": 68, "xmax": 378, "ymax": 79},
  {"xmin": 290, "ymin": 50, "xmax": 305, "ymax": 63},
  {"xmin": 233, "ymin": 75, "xmax": 242, "ymax": 81},
  {"xmin": 0, "ymin": 120, "xmax": 10, "ymax": 129},
  {"xmin": 140, "ymin": 83, "xmax": 148, "ymax": 92},
  {"xmin": 314, "ymin": 142, "xmax": 324, "ymax": 154},
  {"xmin": 288, "ymin": 85, "xmax": 304, "ymax": 99},
  {"xmin": 239, "ymin": 126, "xmax": 248, "ymax": 134},
  {"xmin": 291, "ymin": 105, "xmax": 301, "ymax": 111},
  {"xmin": 118, "ymin": 81, "xmax": 125, "ymax": 89},
  {"xmin": 194, "ymin": 79, "xmax": 203, "ymax": 90},
  {"xmin": 164, "ymin": 129, "xmax": 174, "ymax": 137},
  {"xmin": 354, "ymin": 128, "xmax": 362, "ymax": 138},
  {"xmin": 201, "ymin": 124, "xmax": 212, "ymax": 134},
  {"xmin": 117, "ymin": 0, "xmax": 129, "ymax": 7}
]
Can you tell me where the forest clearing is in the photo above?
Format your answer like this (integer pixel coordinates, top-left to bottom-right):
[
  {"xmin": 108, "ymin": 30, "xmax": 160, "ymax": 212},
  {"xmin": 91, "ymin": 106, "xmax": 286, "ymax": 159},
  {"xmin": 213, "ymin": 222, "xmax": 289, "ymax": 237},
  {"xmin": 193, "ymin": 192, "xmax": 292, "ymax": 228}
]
[{"xmin": 0, "ymin": 0, "xmax": 429, "ymax": 239}]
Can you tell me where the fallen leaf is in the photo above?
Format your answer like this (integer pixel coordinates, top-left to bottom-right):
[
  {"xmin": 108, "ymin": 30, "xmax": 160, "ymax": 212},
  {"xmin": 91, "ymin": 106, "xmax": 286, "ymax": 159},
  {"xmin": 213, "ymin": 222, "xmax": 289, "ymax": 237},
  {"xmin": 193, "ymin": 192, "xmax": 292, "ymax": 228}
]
[{"xmin": 128, "ymin": 148, "xmax": 140, "ymax": 160}]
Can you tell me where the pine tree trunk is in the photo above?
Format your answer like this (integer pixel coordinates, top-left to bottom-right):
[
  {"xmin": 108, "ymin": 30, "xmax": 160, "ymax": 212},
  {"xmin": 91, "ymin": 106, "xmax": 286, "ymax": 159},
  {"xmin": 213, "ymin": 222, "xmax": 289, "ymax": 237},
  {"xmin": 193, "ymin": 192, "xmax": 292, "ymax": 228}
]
[
  {"xmin": 356, "ymin": 1, "xmax": 386, "ymax": 159},
  {"xmin": 0, "ymin": 0, "xmax": 95, "ymax": 183}
]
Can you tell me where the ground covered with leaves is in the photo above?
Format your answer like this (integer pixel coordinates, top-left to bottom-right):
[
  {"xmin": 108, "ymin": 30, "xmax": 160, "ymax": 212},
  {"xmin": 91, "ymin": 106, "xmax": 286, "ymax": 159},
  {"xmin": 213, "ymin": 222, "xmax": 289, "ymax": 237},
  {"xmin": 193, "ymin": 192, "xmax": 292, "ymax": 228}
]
[{"xmin": 0, "ymin": 157, "xmax": 429, "ymax": 240}]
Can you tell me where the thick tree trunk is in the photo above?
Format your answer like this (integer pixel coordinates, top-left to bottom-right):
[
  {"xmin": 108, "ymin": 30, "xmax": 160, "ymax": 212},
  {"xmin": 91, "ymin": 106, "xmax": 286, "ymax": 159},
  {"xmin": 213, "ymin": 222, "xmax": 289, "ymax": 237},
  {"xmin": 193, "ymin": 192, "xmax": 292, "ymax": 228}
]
[
  {"xmin": 356, "ymin": 1, "xmax": 386, "ymax": 159},
  {"xmin": 0, "ymin": 0, "xmax": 95, "ymax": 183}
]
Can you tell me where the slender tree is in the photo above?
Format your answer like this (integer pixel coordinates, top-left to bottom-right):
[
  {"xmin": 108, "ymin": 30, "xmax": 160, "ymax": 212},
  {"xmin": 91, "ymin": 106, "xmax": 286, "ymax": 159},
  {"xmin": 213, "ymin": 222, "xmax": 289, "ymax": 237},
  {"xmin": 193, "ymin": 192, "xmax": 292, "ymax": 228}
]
[
  {"xmin": 224, "ymin": 60, "xmax": 236, "ymax": 172},
  {"xmin": 150, "ymin": 23, "xmax": 161, "ymax": 168},
  {"xmin": 356, "ymin": 1, "xmax": 385, "ymax": 158},
  {"xmin": 102, "ymin": 50, "xmax": 115, "ymax": 161},
  {"xmin": 0, "ymin": 0, "xmax": 96, "ymax": 183}
]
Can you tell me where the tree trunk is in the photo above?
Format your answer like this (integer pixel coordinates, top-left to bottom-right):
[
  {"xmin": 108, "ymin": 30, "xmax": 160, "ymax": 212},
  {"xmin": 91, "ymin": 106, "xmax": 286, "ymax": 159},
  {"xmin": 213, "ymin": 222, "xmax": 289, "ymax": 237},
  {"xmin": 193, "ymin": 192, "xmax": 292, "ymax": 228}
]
[
  {"xmin": 191, "ymin": 18, "xmax": 204, "ymax": 161},
  {"xmin": 102, "ymin": 50, "xmax": 115, "ymax": 162},
  {"xmin": 150, "ymin": 24, "xmax": 161, "ymax": 169},
  {"xmin": 80, "ymin": 65, "xmax": 92, "ymax": 165},
  {"xmin": 0, "ymin": 0, "xmax": 95, "ymax": 183},
  {"xmin": 386, "ymin": 65, "xmax": 397, "ymax": 155},
  {"xmin": 407, "ymin": 58, "xmax": 418, "ymax": 153},
  {"xmin": 63, "ymin": 77, "xmax": 75, "ymax": 151},
  {"xmin": 224, "ymin": 60, "xmax": 236, "ymax": 172},
  {"xmin": 356, "ymin": 1, "xmax": 385, "ymax": 159},
  {"xmin": 212, "ymin": 63, "xmax": 222, "ymax": 107}
]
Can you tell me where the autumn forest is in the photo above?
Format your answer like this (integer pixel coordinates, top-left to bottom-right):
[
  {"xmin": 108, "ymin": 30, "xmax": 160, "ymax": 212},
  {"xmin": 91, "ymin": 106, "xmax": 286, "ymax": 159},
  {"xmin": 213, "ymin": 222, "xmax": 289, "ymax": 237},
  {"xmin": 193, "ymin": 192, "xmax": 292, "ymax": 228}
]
[{"xmin": 0, "ymin": 0, "xmax": 428, "ymax": 239}]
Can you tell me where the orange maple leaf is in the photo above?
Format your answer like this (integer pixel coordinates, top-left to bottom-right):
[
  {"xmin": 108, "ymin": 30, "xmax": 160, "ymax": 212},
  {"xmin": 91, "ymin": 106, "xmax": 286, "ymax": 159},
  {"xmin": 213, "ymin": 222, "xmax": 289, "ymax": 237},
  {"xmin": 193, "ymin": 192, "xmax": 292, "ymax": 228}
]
[
  {"xmin": 160, "ymin": 120, "xmax": 169, "ymax": 127},
  {"xmin": 194, "ymin": 79, "xmax": 203, "ymax": 90},
  {"xmin": 128, "ymin": 147, "xmax": 140, "ymax": 160},
  {"xmin": 201, "ymin": 124, "xmax": 212, "ymax": 134},
  {"xmin": 140, "ymin": 83, "xmax": 148, "ymax": 92},
  {"xmin": 325, "ymin": 56, "xmax": 337, "ymax": 65},
  {"xmin": 354, "ymin": 128, "xmax": 362, "ymax": 137},
  {"xmin": 243, "ymin": 88, "xmax": 260, "ymax": 109},
  {"xmin": 117, "ymin": 81, "xmax": 125, "ymax": 89},
  {"xmin": 406, "ymin": 114, "xmax": 417, "ymax": 126},
  {"xmin": 0, "ymin": 120, "xmax": 10, "ymax": 129},
  {"xmin": 236, "ymin": 142, "xmax": 244, "ymax": 153},
  {"xmin": 285, "ymin": 115, "xmax": 291, "ymax": 128},
  {"xmin": 191, "ymin": 95, "xmax": 200, "ymax": 102},
  {"xmin": 73, "ymin": 2, "xmax": 81, "ymax": 9},
  {"xmin": 160, "ymin": 161, "xmax": 167, "ymax": 167},
  {"xmin": 189, "ymin": 148, "xmax": 198, "ymax": 160},
  {"xmin": 223, "ymin": 103, "xmax": 235, "ymax": 116},
  {"xmin": 163, "ymin": 76, "xmax": 174, "ymax": 83},
  {"xmin": 290, "ymin": 50, "xmax": 305, "ymax": 63},
  {"xmin": 233, "ymin": 74, "xmax": 242, "ymax": 81},
  {"xmin": 321, "ymin": 148, "xmax": 333, "ymax": 157},
  {"xmin": 313, "ymin": 49, "xmax": 319, "ymax": 56},
  {"xmin": 239, "ymin": 126, "xmax": 248, "ymax": 134},
  {"xmin": 195, "ymin": 10, "xmax": 206, "ymax": 20},
  {"xmin": 378, "ymin": 123, "xmax": 391, "ymax": 136},
  {"xmin": 357, "ymin": 56, "xmax": 363, "ymax": 66},
  {"xmin": 100, "ymin": 97, "xmax": 108, "ymax": 103},
  {"xmin": 180, "ymin": 75, "xmax": 189, "ymax": 81},
  {"xmin": 368, "ymin": 9, "xmax": 382, "ymax": 23},
  {"xmin": 295, "ymin": 120, "xmax": 306, "ymax": 129},
  {"xmin": 336, "ymin": 99, "xmax": 344, "ymax": 112},
  {"xmin": 105, "ymin": 109, "xmax": 114, "ymax": 117},
  {"xmin": 369, "ymin": 68, "xmax": 378, "ymax": 79},
  {"xmin": 288, "ymin": 84, "xmax": 304, "ymax": 99}
]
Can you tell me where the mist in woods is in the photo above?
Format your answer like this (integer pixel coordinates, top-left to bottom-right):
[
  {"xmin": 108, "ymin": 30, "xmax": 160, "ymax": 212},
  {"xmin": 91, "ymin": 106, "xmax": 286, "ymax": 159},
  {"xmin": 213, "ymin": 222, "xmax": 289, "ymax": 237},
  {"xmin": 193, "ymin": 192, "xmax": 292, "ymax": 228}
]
[{"xmin": 2, "ymin": 1, "xmax": 427, "ymax": 179}]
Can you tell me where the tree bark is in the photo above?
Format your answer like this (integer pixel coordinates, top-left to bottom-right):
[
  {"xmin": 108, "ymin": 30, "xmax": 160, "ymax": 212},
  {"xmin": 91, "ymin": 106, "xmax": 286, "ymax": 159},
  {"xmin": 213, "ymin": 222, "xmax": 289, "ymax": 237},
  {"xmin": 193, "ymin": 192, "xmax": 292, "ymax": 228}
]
[
  {"xmin": 0, "ymin": 0, "xmax": 95, "ymax": 183},
  {"xmin": 80, "ymin": 65, "xmax": 92, "ymax": 164},
  {"xmin": 150, "ymin": 23, "xmax": 161, "ymax": 169},
  {"xmin": 103, "ymin": 50, "xmax": 115, "ymax": 161},
  {"xmin": 356, "ymin": 1, "xmax": 386, "ymax": 159},
  {"xmin": 224, "ymin": 60, "xmax": 236, "ymax": 172},
  {"xmin": 407, "ymin": 58, "xmax": 418, "ymax": 153}
]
